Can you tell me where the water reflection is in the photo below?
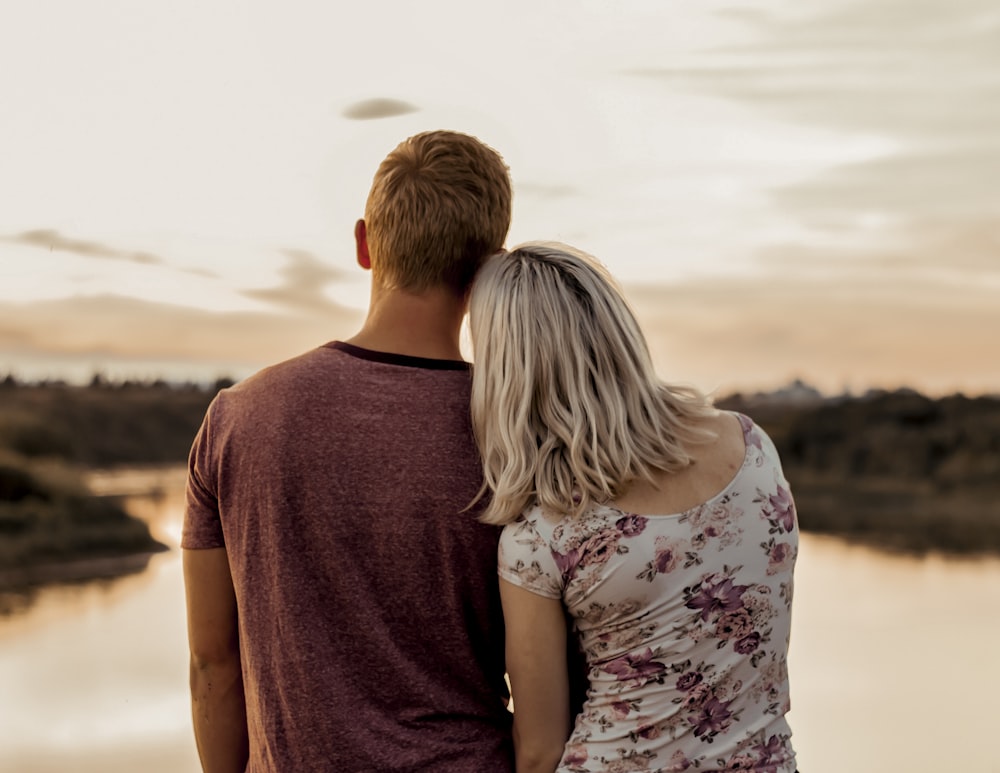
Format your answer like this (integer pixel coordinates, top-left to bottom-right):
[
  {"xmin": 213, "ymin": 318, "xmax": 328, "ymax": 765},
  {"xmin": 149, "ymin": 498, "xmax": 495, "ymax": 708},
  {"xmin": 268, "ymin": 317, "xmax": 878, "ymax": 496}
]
[
  {"xmin": 789, "ymin": 536, "xmax": 1000, "ymax": 773},
  {"xmin": 0, "ymin": 468, "xmax": 200, "ymax": 773},
  {"xmin": 0, "ymin": 469, "xmax": 997, "ymax": 773}
]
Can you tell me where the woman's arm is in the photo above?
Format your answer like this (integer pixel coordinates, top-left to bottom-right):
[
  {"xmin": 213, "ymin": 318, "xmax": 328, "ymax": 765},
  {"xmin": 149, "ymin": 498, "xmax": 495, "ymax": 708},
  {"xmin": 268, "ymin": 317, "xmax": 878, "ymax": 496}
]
[{"xmin": 501, "ymin": 579, "xmax": 571, "ymax": 773}]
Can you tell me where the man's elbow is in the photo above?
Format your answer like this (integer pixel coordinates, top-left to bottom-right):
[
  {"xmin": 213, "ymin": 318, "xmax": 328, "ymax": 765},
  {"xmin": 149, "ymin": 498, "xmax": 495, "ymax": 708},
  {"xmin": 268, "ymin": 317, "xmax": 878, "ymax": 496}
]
[
  {"xmin": 189, "ymin": 642, "xmax": 242, "ymax": 694},
  {"xmin": 191, "ymin": 642, "xmax": 238, "ymax": 671},
  {"xmin": 188, "ymin": 652, "xmax": 243, "ymax": 700}
]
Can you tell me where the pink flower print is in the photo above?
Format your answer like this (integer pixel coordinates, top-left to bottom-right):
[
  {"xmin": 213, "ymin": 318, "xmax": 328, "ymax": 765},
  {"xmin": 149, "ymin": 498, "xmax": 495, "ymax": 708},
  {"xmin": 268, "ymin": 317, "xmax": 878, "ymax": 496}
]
[
  {"xmin": 767, "ymin": 541, "xmax": 794, "ymax": 575},
  {"xmin": 708, "ymin": 502, "xmax": 732, "ymax": 524},
  {"xmin": 725, "ymin": 752, "xmax": 758, "ymax": 770},
  {"xmin": 734, "ymin": 631, "xmax": 761, "ymax": 654},
  {"xmin": 636, "ymin": 722, "xmax": 660, "ymax": 740},
  {"xmin": 562, "ymin": 744, "xmax": 589, "ymax": 766},
  {"xmin": 714, "ymin": 609, "xmax": 754, "ymax": 640},
  {"xmin": 675, "ymin": 671, "xmax": 703, "ymax": 692},
  {"xmin": 685, "ymin": 576, "xmax": 750, "ymax": 621},
  {"xmin": 690, "ymin": 696, "xmax": 734, "ymax": 739},
  {"xmin": 610, "ymin": 700, "xmax": 633, "ymax": 719},
  {"xmin": 681, "ymin": 682, "xmax": 712, "ymax": 710},
  {"xmin": 615, "ymin": 513, "xmax": 647, "ymax": 536},
  {"xmin": 578, "ymin": 529, "xmax": 621, "ymax": 570},
  {"xmin": 553, "ymin": 546, "xmax": 582, "ymax": 578},
  {"xmin": 768, "ymin": 486, "xmax": 796, "ymax": 532},
  {"xmin": 686, "ymin": 505, "xmax": 709, "ymax": 528},
  {"xmin": 653, "ymin": 535, "xmax": 683, "ymax": 574},
  {"xmin": 603, "ymin": 648, "xmax": 667, "ymax": 684},
  {"xmin": 510, "ymin": 559, "xmax": 545, "ymax": 585},
  {"xmin": 666, "ymin": 750, "xmax": 692, "ymax": 771},
  {"xmin": 754, "ymin": 734, "xmax": 783, "ymax": 761}
]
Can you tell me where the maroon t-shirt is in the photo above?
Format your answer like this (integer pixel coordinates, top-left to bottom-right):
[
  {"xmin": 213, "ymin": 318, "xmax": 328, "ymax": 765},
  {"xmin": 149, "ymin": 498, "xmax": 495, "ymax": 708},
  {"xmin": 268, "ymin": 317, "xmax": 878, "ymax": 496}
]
[{"xmin": 183, "ymin": 342, "xmax": 513, "ymax": 772}]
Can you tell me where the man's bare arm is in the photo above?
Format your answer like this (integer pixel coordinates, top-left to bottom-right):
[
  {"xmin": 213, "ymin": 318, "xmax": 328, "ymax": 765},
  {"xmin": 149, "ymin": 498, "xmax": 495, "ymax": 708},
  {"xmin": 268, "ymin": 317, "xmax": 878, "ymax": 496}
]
[{"xmin": 183, "ymin": 547, "xmax": 248, "ymax": 773}]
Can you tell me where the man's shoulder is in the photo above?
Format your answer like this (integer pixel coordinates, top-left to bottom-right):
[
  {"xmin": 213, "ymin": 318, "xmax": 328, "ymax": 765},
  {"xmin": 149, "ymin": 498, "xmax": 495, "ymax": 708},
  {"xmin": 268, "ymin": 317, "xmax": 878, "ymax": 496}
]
[
  {"xmin": 203, "ymin": 345, "xmax": 344, "ymax": 426},
  {"xmin": 229, "ymin": 343, "xmax": 343, "ymax": 393}
]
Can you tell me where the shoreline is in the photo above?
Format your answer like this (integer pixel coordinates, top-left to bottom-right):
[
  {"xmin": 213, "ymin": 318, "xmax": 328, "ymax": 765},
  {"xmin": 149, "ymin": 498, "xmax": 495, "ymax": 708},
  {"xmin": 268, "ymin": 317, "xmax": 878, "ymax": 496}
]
[
  {"xmin": 0, "ymin": 546, "xmax": 168, "ymax": 595},
  {"xmin": 0, "ymin": 466, "xmax": 178, "ymax": 597}
]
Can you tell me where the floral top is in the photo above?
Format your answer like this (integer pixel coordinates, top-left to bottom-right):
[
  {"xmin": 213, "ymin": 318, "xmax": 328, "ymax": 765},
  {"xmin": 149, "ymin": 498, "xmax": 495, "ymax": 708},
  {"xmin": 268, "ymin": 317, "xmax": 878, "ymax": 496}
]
[{"xmin": 498, "ymin": 413, "xmax": 797, "ymax": 773}]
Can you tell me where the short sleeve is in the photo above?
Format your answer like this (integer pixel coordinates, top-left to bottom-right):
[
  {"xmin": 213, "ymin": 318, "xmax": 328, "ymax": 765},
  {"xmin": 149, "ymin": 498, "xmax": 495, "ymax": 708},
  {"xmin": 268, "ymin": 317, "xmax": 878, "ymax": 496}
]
[
  {"xmin": 497, "ymin": 514, "xmax": 564, "ymax": 599},
  {"xmin": 181, "ymin": 397, "xmax": 225, "ymax": 549}
]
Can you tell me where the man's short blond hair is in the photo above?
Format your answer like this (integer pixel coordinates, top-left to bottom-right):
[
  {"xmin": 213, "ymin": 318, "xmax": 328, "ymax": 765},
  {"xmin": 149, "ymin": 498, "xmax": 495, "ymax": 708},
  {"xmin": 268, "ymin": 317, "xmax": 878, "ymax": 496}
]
[{"xmin": 364, "ymin": 130, "xmax": 512, "ymax": 293}]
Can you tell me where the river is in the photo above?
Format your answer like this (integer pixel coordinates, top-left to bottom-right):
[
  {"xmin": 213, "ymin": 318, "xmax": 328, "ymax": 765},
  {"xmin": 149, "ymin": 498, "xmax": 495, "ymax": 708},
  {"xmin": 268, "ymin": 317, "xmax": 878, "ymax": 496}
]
[{"xmin": 0, "ymin": 468, "xmax": 997, "ymax": 772}]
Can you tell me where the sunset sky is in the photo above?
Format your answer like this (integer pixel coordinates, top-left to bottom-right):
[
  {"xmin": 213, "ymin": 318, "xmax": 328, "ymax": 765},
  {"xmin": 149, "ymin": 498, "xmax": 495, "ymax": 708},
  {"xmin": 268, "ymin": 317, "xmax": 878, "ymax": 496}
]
[{"xmin": 1, "ymin": 0, "xmax": 997, "ymax": 396}]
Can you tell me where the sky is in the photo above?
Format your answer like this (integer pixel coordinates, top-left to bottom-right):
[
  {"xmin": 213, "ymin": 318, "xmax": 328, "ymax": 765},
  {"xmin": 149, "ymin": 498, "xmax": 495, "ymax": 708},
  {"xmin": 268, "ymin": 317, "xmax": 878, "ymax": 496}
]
[{"xmin": 0, "ymin": 0, "xmax": 997, "ymax": 396}]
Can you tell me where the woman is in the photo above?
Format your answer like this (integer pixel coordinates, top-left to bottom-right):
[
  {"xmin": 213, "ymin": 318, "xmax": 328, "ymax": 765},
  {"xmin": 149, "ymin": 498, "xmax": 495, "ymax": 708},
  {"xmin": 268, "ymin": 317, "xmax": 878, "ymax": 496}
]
[{"xmin": 468, "ymin": 242, "xmax": 798, "ymax": 773}]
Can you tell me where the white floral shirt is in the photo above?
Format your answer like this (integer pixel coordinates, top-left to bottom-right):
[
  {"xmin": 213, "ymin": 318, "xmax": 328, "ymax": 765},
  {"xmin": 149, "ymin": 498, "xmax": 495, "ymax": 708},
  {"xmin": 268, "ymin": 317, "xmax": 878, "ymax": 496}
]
[{"xmin": 499, "ymin": 413, "xmax": 797, "ymax": 772}]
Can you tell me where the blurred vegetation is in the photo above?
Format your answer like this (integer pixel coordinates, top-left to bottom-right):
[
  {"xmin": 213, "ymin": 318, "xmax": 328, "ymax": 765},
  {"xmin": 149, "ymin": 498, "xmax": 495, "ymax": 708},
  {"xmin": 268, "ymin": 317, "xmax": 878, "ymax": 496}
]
[
  {"xmin": 1, "ymin": 373, "xmax": 998, "ymax": 574},
  {"xmin": 0, "ymin": 451, "xmax": 166, "ymax": 577},
  {"xmin": 0, "ymin": 374, "xmax": 229, "ymax": 589},
  {"xmin": 0, "ymin": 374, "xmax": 229, "ymax": 466},
  {"xmin": 718, "ymin": 389, "xmax": 1000, "ymax": 556}
]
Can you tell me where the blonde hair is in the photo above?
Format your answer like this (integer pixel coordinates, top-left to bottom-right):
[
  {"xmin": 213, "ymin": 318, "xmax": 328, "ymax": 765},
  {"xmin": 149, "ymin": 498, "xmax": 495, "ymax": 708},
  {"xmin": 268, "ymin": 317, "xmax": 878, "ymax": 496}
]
[
  {"xmin": 364, "ymin": 130, "xmax": 512, "ymax": 293},
  {"xmin": 469, "ymin": 242, "xmax": 716, "ymax": 525}
]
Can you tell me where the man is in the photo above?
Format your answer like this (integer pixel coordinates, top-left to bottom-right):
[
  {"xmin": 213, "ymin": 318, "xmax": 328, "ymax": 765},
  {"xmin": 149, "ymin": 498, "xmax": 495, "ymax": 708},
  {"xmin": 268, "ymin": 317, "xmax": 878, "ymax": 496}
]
[{"xmin": 182, "ymin": 130, "xmax": 514, "ymax": 772}]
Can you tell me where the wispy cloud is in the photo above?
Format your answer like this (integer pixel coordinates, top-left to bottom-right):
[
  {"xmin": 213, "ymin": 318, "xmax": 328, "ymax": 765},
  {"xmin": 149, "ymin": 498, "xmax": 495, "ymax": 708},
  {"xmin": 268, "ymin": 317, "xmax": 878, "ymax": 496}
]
[
  {"xmin": 341, "ymin": 98, "xmax": 419, "ymax": 120},
  {"xmin": 625, "ymin": 272, "xmax": 1000, "ymax": 397},
  {"xmin": 0, "ymin": 271, "xmax": 994, "ymax": 395},
  {"xmin": 0, "ymin": 293, "xmax": 361, "ymax": 367},
  {"xmin": 5, "ymin": 229, "xmax": 166, "ymax": 266},
  {"xmin": 625, "ymin": 1, "xmax": 1000, "ymax": 288},
  {"xmin": 627, "ymin": 0, "xmax": 1000, "ymax": 141},
  {"xmin": 758, "ymin": 216, "xmax": 1000, "ymax": 276},
  {"xmin": 2, "ymin": 228, "xmax": 221, "ymax": 279},
  {"xmin": 241, "ymin": 249, "xmax": 349, "ymax": 314}
]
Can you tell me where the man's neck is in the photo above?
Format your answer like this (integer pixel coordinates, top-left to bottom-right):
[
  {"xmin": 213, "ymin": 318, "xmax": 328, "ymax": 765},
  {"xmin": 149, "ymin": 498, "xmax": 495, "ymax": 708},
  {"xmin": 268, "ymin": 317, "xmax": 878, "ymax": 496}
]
[{"xmin": 346, "ymin": 284, "xmax": 467, "ymax": 361}]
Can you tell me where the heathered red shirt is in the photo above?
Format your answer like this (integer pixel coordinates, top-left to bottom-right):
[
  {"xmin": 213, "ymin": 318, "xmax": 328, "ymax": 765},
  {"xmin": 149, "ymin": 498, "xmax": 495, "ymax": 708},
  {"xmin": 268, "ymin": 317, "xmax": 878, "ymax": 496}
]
[{"xmin": 183, "ymin": 342, "xmax": 513, "ymax": 772}]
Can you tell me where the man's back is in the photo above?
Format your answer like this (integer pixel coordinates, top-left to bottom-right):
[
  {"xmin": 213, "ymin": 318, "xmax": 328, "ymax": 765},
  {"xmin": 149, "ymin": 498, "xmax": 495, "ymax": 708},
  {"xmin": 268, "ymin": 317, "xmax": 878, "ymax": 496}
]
[{"xmin": 184, "ymin": 342, "xmax": 512, "ymax": 772}]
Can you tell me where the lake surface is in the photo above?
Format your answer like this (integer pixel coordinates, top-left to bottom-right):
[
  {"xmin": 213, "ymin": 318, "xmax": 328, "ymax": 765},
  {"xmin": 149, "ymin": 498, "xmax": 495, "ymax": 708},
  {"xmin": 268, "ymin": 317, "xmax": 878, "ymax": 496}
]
[{"xmin": 1, "ymin": 468, "xmax": 998, "ymax": 772}]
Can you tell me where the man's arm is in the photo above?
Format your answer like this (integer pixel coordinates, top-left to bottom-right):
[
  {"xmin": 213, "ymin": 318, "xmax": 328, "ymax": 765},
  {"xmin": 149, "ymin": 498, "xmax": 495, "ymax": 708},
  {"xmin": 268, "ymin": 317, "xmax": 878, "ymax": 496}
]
[
  {"xmin": 501, "ymin": 579, "xmax": 571, "ymax": 773},
  {"xmin": 183, "ymin": 547, "xmax": 248, "ymax": 773}
]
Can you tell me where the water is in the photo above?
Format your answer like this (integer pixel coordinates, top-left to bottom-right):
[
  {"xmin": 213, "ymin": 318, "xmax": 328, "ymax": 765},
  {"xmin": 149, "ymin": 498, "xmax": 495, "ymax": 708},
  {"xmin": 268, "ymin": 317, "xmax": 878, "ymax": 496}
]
[{"xmin": 0, "ymin": 469, "xmax": 998, "ymax": 772}]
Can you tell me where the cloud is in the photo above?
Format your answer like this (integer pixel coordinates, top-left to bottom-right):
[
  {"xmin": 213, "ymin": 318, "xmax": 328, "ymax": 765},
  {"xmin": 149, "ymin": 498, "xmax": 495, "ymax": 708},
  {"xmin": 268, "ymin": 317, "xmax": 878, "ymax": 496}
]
[
  {"xmin": 0, "ymin": 246, "xmax": 359, "ymax": 380},
  {"xmin": 1, "ymin": 270, "xmax": 994, "ymax": 396},
  {"xmin": 4, "ymin": 229, "xmax": 167, "ymax": 266},
  {"xmin": 626, "ymin": 0, "xmax": 1000, "ymax": 142},
  {"xmin": 624, "ymin": 272, "xmax": 1000, "ymax": 397},
  {"xmin": 2, "ymin": 228, "xmax": 221, "ymax": 279},
  {"xmin": 341, "ymin": 98, "xmax": 419, "ymax": 121},
  {"xmin": 0, "ymin": 292, "xmax": 362, "ymax": 369},
  {"xmin": 758, "ymin": 216, "xmax": 1000, "ymax": 276},
  {"xmin": 241, "ymin": 249, "xmax": 349, "ymax": 314}
]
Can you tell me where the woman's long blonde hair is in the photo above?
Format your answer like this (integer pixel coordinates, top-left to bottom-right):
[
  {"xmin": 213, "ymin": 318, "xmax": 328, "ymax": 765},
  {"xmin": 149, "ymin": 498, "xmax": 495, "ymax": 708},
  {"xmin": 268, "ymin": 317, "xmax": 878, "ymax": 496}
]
[{"xmin": 469, "ymin": 241, "xmax": 716, "ymax": 525}]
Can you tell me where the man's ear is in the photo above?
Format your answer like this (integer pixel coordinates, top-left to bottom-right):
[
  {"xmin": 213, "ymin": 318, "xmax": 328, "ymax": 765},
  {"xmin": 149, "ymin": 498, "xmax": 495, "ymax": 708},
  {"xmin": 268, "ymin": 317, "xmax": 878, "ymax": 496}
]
[{"xmin": 355, "ymin": 219, "xmax": 371, "ymax": 270}]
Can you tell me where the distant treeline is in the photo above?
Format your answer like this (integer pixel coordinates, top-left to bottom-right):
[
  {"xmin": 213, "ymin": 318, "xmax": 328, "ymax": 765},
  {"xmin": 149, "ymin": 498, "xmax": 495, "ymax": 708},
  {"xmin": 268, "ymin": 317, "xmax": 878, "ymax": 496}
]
[
  {"xmin": 2, "ymin": 378, "xmax": 999, "ymax": 567},
  {"xmin": 0, "ymin": 375, "xmax": 230, "ymax": 466},
  {"xmin": 719, "ymin": 389, "xmax": 1000, "ymax": 556},
  {"xmin": 0, "ymin": 377, "xmax": 228, "ymax": 589}
]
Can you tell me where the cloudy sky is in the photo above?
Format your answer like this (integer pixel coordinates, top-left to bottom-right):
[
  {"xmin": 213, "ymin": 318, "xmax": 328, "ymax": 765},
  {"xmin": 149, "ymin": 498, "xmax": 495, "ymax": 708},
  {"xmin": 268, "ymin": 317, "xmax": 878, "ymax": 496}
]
[{"xmin": 0, "ymin": 0, "xmax": 997, "ymax": 395}]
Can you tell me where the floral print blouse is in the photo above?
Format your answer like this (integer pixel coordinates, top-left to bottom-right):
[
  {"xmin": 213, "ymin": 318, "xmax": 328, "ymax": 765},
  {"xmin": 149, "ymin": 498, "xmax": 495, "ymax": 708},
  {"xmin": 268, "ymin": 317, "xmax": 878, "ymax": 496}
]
[{"xmin": 498, "ymin": 413, "xmax": 797, "ymax": 772}]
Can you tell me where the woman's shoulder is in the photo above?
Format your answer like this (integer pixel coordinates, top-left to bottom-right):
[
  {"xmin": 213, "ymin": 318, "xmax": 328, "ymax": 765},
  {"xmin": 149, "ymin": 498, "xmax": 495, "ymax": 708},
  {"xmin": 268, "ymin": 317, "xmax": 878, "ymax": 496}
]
[{"xmin": 720, "ymin": 410, "xmax": 783, "ymax": 464}]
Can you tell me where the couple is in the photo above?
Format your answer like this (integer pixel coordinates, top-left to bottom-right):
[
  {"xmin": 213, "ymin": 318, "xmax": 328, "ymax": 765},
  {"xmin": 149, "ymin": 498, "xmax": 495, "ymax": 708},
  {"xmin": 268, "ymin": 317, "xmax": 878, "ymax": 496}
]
[{"xmin": 182, "ymin": 131, "xmax": 798, "ymax": 773}]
